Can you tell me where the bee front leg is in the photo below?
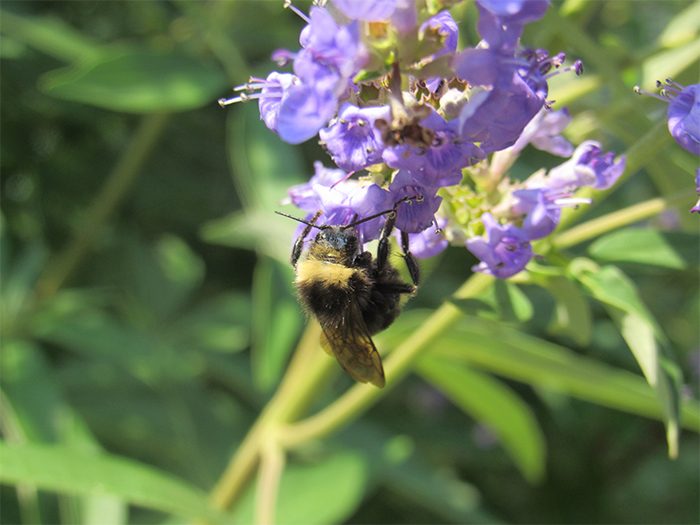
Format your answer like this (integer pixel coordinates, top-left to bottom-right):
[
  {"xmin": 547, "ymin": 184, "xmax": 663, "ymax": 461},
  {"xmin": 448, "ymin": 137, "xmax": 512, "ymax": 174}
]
[
  {"xmin": 400, "ymin": 230, "xmax": 420, "ymax": 286},
  {"xmin": 291, "ymin": 211, "xmax": 322, "ymax": 267},
  {"xmin": 376, "ymin": 209, "xmax": 397, "ymax": 274}
]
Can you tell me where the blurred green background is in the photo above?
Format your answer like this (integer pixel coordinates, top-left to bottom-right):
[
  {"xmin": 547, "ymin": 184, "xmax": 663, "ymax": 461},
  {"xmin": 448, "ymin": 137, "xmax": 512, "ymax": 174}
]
[{"xmin": 1, "ymin": 1, "xmax": 699, "ymax": 524}]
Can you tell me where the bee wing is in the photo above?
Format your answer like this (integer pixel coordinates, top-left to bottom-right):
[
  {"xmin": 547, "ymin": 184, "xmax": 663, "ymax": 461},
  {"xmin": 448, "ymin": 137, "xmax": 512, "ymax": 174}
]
[{"xmin": 319, "ymin": 298, "xmax": 386, "ymax": 388}]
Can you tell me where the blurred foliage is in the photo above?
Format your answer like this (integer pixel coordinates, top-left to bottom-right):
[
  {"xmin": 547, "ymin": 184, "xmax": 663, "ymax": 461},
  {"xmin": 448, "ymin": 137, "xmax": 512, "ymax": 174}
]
[{"xmin": 1, "ymin": 1, "xmax": 699, "ymax": 525}]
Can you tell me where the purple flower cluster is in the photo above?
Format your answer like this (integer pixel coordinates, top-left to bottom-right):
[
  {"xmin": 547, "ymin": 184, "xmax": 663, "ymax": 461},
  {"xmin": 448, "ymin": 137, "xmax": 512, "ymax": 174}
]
[
  {"xmin": 635, "ymin": 80, "xmax": 700, "ymax": 214},
  {"xmin": 221, "ymin": 0, "xmax": 627, "ymax": 279}
]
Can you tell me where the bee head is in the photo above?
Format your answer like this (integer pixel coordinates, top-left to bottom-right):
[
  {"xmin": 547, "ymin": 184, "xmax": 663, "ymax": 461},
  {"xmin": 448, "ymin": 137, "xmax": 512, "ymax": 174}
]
[{"xmin": 315, "ymin": 226, "xmax": 358, "ymax": 256}]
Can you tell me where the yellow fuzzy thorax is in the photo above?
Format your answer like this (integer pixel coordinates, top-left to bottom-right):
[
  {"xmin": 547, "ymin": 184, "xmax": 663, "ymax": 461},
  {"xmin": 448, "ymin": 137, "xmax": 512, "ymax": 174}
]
[{"xmin": 295, "ymin": 259, "xmax": 356, "ymax": 289}]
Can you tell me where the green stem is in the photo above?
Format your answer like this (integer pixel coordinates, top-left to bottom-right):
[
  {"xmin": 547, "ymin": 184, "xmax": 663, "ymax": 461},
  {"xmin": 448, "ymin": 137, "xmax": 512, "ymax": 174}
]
[
  {"xmin": 277, "ymin": 272, "xmax": 494, "ymax": 448},
  {"xmin": 255, "ymin": 440, "xmax": 285, "ymax": 525},
  {"xmin": 552, "ymin": 190, "xmax": 693, "ymax": 250},
  {"xmin": 208, "ymin": 322, "xmax": 332, "ymax": 511},
  {"xmin": 33, "ymin": 113, "xmax": 170, "ymax": 301}
]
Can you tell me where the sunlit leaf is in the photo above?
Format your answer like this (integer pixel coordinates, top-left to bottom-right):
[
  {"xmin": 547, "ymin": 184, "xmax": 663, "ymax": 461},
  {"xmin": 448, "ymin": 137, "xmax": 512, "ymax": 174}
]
[
  {"xmin": 40, "ymin": 47, "xmax": 227, "ymax": 113},
  {"xmin": 429, "ymin": 314, "xmax": 699, "ymax": 432},
  {"xmin": 0, "ymin": 442, "xmax": 224, "ymax": 522},
  {"xmin": 588, "ymin": 229, "xmax": 694, "ymax": 269},
  {"xmin": 541, "ymin": 275, "xmax": 592, "ymax": 345},
  {"xmin": 570, "ymin": 259, "xmax": 682, "ymax": 457}
]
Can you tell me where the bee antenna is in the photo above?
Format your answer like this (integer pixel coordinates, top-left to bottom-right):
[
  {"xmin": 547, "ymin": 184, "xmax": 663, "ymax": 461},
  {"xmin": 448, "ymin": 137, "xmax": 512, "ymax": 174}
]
[
  {"xmin": 343, "ymin": 195, "xmax": 421, "ymax": 229},
  {"xmin": 275, "ymin": 211, "xmax": 326, "ymax": 229},
  {"xmin": 344, "ymin": 209, "xmax": 395, "ymax": 229}
]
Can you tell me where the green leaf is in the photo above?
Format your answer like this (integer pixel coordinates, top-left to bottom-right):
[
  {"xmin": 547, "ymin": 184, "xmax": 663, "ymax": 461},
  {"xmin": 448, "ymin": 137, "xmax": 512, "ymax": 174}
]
[
  {"xmin": 32, "ymin": 310, "xmax": 199, "ymax": 385},
  {"xmin": 251, "ymin": 256, "xmax": 303, "ymax": 391},
  {"xmin": 39, "ymin": 47, "xmax": 227, "ymax": 113},
  {"xmin": 418, "ymin": 356, "xmax": 546, "ymax": 484},
  {"xmin": 1, "ymin": 340, "xmax": 62, "ymax": 443},
  {"xmin": 0, "ymin": 442, "xmax": 223, "ymax": 522},
  {"xmin": 642, "ymin": 37, "xmax": 700, "ymax": 90},
  {"xmin": 658, "ymin": 0, "xmax": 700, "ymax": 47},
  {"xmin": 449, "ymin": 279, "xmax": 532, "ymax": 323},
  {"xmin": 430, "ymin": 316, "xmax": 699, "ymax": 433},
  {"xmin": 569, "ymin": 260, "xmax": 664, "ymax": 337},
  {"xmin": 231, "ymin": 451, "xmax": 369, "ymax": 525},
  {"xmin": 588, "ymin": 229, "xmax": 693, "ymax": 269},
  {"xmin": 0, "ymin": 9, "xmax": 101, "ymax": 63},
  {"xmin": 570, "ymin": 259, "xmax": 682, "ymax": 457},
  {"xmin": 541, "ymin": 275, "xmax": 592, "ymax": 346},
  {"xmin": 173, "ymin": 293, "xmax": 251, "ymax": 354}
]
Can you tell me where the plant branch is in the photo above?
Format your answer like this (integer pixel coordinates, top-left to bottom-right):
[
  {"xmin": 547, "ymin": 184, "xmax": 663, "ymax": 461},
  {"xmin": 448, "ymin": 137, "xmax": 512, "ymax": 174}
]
[
  {"xmin": 255, "ymin": 440, "xmax": 285, "ymax": 525},
  {"xmin": 552, "ymin": 190, "xmax": 693, "ymax": 250}
]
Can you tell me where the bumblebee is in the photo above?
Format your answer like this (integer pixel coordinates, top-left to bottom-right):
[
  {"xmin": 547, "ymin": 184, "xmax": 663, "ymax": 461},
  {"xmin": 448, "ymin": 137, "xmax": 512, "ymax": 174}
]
[{"xmin": 277, "ymin": 200, "xmax": 420, "ymax": 388}]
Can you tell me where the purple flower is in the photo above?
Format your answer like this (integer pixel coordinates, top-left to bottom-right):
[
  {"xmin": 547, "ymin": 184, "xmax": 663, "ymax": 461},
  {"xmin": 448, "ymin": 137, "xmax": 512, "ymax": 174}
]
[
  {"xmin": 388, "ymin": 170, "xmax": 442, "ymax": 233},
  {"xmin": 314, "ymin": 182, "xmax": 393, "ymax": 242},
  {"xmin": 453, "ymin": 47, "xmax": 559, "ymax": 153},
  {"xmin": 512, "ymin": 108, "xmax": 574, "ymax": 157},
  {"xmin": 466, "ymin": 213, "xmax": 533, "ymax": 278},
  {"xmin": 691, "ymin": 168, "xmax": 700, "ymax": 214},
  {"xmin": 298, "ymin": 7, "xmax": 367, "ymax": 81},
  {"xmin": 399, "ymin": 217, "xmax": 449, "ymax": 259},
  {"xmin": 420, "ymin": 11, "xmax": 459, "ymax": 60},
  {"xmin": 383, "ymin": 107, "xmax": 485, "ymax": 187},
  {"xmin": 331, "ymin": 0, "xmax": 397, "ymax": 22},
  {"xmin": 277, "ymin": 81, "xmax": 343, "ymax": 144},
  {"xmin": 474, "ymin": 3, "xmax": 527, "ymax": 51},
  {"xmin": 319, "ymin": 103, "xmax": 390, "ymax": 171},
  {"xmin": 287, "ymin": 161, "xmax": 349, "ymax": 212},
  {"xmin": 273, "ymin": 6, "xmax": 370, "ymax": 144},
  {"xmin": 391, "ymin": 0, "xmax": 418, "ymax": 33},
  {"xmin": 666, "ymin": 83, "xmax": 700, "ymax": 155},
  {"xmin": 477, "ymin": 0, "xmax": 550, "ymax": 25},
  {"xmin": 531, "ymin": 140, "xmax": 625, "ymax": 192},
  {"xmin": 511, "ymin": 188, "xmax": 561, "ymax": 240},
  {"xmin": 419, "ymin": 11, "xmax": 459, "ymax": 94},
  {"xmin": 635, "ymin": 81, "xmax": 700, "ymax": 155}
]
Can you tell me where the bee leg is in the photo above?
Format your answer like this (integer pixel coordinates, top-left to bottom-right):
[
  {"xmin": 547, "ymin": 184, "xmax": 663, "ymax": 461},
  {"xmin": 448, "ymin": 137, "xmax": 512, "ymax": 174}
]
[
  {"xmin": 291, "ymin": 211, "xmax": 322, "ymax": 267},
  {"xmin": 400, "ymin": 230, "xmax": 420, "ymax": 286},
  {"xmin": 376, "ymin": 209, "xmax": 397, "ymax": 274}
]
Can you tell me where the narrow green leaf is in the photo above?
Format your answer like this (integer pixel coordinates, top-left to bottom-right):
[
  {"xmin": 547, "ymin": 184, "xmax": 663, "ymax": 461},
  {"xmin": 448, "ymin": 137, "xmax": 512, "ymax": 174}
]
[
  {"xmin": 570, "ymin": 259, "xmax": 664, "ymax": 338},
  {"xmin": 231, "ymin": 451, "xmax": 369, "ymax": 525},
  {"xmin": 658, "ymin": 0, "xmax": 700, "ymax": 47},
  {"xmin": 542, "ymin": 275, "xmax": 592, "ymax": 346},
  {"xmin": 429, "ymin": 316, "xmax": 699, "ymax": 432},
  {"xmin": 0, "ymin": 442, "xmax": 223, "ymax": 522},
  {"xmin": 570, "ymin": 259, "xmax": 682, "ymax": 456},
  {"xmin": 32, "ymin": 310, "xmax": 198, "ymax": 385},
  {"xmin": 588, "ymin": 229, "xmax": 691, "ymax": 269},
  {"xmin": 39, "ymin": 48, "xmax": 227, "ymax": 113},
  {"xmin": 418, "ymin": 357, "xmax": 546, "ymax": 484},
  {"xmin": 449, "ymin": 279, "xmax": 532, "ymax": 323},
  {"xmin": 642, "ymin": 37, "xmax": 700, "ymax": 90},
  {"xmin": 0, "ymin": 9, "xmax": 101, "ymax": 63}
]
